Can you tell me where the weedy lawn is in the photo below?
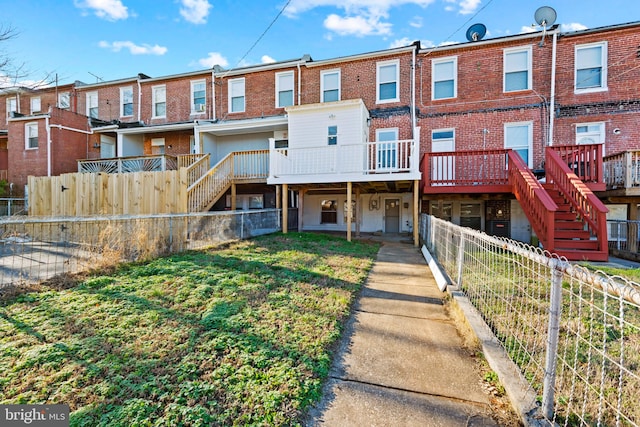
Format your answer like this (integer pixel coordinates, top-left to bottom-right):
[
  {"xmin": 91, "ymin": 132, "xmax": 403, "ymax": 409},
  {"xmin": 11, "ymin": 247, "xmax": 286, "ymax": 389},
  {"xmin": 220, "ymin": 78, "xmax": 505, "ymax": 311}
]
[{"xmin": 0, "ymin": 232, "xmax": 380, "ymax": 426}]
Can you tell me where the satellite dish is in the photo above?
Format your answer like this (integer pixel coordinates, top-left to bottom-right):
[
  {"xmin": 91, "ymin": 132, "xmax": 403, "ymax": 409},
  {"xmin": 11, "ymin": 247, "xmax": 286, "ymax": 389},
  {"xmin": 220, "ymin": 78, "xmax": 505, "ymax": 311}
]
[
  {"xmin": 466, "ymin": 23, "xmax": 487, "ymax": 42},
  {"xmin": 534, "ymin": 6, "xmax": 557, "ymax": 27}
]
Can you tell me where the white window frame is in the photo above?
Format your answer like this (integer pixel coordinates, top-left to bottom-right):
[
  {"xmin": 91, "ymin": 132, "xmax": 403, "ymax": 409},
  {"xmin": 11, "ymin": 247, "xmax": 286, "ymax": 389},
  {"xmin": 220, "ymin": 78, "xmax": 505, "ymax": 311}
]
[
  {"xmin": 120, "ymin": 86, "xmax": 133, "ymax": 117},
  {"xmin": 376, "ymin": 59, "xmax": 399, "ymax": 104},
  {"xmin": 432, "ymin": 56, "xmax": 457, "ymax": 100},
  {"xmin": 504, "ymin": 121, "xmax": 533, "ymax": 168},
  {"xmin": 327, "ymin": 125, "xmax": 338, "ymax": 146},
  {"xmin": 191, "ymin": 80, "xmax": 206, "ymax": 114},
  {"xmin": 229, "ymin": 78, "xmax": 245, "ymax": 113},
  {"xmin": 575, "ymin": 41, "xmax": 608, "ymax": 93},
  {"xmin": 30, "ymin": 97, "xmax": 41, "ymax": 114},
  {"xmin": 503, "ymin": 46, "xmax": 532, "ymax": 92},
  {"xmin": 432, "ymin": 128, "xmax": 455, "ymax": 147},
  {"xmin": 321, "ymin": 69, "xmax": 341, "ymax": 103},
  {"xmin": 275, "ymin": 71, "xmax": 294, "ymax": 108},
  {"xmin": 576, "ymin": 122, "xmax": 605, "ymax": 146},
  {"xmin": 25, "ymin": 122, "xmax": 38, "ymax": 149},
  {"xmin": 151, "ymin": 137, "xmax": 165, "ymax": 155},
  {"xmin": 152, "ymin": 85, "xmax": 166, "ymax": 118},
  {"xmin": 58, "ymin": 92, "xmax": 70, "ymax": 110},
  {"xmin": 6, "ymin": 97, "xmax": 17, "ymax": 117},
  {"xmin": 86, "ymin": 92, "xmax": 98, "ymax": 118}
]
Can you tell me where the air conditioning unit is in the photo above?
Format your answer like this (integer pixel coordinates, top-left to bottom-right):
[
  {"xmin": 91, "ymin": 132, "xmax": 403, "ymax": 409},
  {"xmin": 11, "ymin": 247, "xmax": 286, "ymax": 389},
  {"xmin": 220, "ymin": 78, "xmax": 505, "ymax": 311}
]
[
  {"xmin": 197, "ymin": 104, "xmax": 206, "ymax": 112},
  {"xmin": 274, "ymin": 130, "xmax": 288, "ymax": 140}
]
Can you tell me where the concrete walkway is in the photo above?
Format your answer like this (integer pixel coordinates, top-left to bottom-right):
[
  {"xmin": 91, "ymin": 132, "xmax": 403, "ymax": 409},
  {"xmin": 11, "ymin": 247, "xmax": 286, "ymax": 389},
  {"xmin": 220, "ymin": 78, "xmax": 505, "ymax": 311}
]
[{"xmin": 306, "ymin": 239, "xmax": 500, "ymax": 426}]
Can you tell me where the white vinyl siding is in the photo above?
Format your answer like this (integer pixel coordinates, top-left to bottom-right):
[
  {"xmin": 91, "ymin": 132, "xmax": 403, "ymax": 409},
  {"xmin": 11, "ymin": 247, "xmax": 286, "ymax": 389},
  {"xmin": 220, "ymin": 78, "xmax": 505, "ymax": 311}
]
[
  {"xmin": 575, "ymin": 42, "xmax": 607, "ymax": 92},
  {"xmin": 152, "ymin": 85, "xmax": 166, "ymax": 118},
  {"xmin": 229, "ymin": 78, "xmax": 245, "ymax": 113},
  {"xmin": 321, "ymin": 69, "xmax": 340, "ymax": 102},
  {"xmin": 120, "ymin": 86, "xmax": 133, "ymax": 117},
  {"xmin": 505, "ymin": 122, "xmax": 533, "ymax": 168},
  {"xmin": 504, "ymin": 47, "xmax": 531, "ymax": 92},
  {"xmin": 86, "ymin": 92, "xmax": 98, "ymax": 118},
  {"xmin": 191, "ymin": 80, "xmax": 206, "ymax": 113},
  {"xmin": 432, "ymin": 57, "xmax": 457, "ymax": 100},
  {"xmin": 276, "ymin": 71, "xmax": 294, "ymax": 108},
  {"xmin": 376, "ymin": 60, "xmax": 399, "ymax": 103},
  {"xmin": 25, "ymin": 122, "xmax": 38, "ymax": 149}
]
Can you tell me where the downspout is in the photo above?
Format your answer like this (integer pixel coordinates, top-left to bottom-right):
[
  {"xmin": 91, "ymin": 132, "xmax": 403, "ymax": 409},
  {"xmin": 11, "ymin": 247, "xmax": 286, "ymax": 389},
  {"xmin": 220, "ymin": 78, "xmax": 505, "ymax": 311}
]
[
  {"xmin": 212, "ymin": 70, "xmax": 217, "ymax": 121},
  {"xmin": 411, "ymin": 44, "xmax": 417, "ymax": 136},
  {"xmin": 137, "ymin": 77, "xmax": 142, "ymax": 121},
  {"xmin": 548, "ymin": 30, "xmax": 558, "ymax": 146},
  {"xmin": 297, "ymin": 62, "xmax": 302, "ymax": 105},
  {"xmin": 46, "ymin": 115, "xmax": 51, "ymax": 177}
]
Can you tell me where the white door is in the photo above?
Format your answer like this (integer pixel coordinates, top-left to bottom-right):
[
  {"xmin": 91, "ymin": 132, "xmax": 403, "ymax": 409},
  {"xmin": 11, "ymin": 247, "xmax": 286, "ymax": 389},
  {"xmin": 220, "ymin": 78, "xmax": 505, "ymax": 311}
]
[
  {"xmin": 376, "ymin": 128, "xmax": 398, "ymax": 171},
  {"xmin": 431, "ymin": 130, "xmax": 455, "ymax": 185}
]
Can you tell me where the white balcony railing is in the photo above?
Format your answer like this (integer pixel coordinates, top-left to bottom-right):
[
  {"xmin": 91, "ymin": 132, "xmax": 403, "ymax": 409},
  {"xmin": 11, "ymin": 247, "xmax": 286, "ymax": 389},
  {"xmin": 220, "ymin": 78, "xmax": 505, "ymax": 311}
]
[{"xmin": 269, "ymin": 140, "xmax": 418, "ymax": 179}]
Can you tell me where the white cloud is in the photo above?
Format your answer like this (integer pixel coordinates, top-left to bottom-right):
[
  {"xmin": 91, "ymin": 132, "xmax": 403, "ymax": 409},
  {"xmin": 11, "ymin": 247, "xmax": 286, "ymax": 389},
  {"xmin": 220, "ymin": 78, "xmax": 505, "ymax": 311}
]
[
  {"xmin": 99, "ymin": 41, "xmax": 167, "ymax": 55},
  {"xmin": 285, "ymin": 0, "xmax": 435, "ymax": 37},
  {"xmin": 198, "ymin": 52, "xmax": 229, "ymax": 68},
  {"xmin": 389, "ymin": 37, "xmax": 413, "ymax": 48},
  {"xmin": 520, "ymin": 25, "xmax": 537, "ymax": 34},
  {"xmin": 561, "ymin": 22, "xmax": 588, "ymax": 32},
  {"xmin": 180, "ymin": 0, "xmax": 212, "ymax": 24},
  {"xmin": 409, "ymin": 16, "xmax": 423, "ymax": 28},
  {"xmin": 74, "ymin": 0, "xmax": 129, "ymax": 20},
  {"xmin": 458, "ymin": 0, "xmax": 480, "ymax": 15},
  {"xmin": 261, "ymin": 55, "xmax": 276, "ymax": 64}
]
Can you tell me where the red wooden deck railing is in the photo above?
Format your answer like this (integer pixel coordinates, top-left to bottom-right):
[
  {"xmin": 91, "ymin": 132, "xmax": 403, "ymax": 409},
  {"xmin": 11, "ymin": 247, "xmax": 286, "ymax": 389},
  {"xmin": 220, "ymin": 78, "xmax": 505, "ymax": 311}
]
[
  {"xmin": 545, "ymin": 148, "xmax": 609, "ymax": 252},
  {"xmin": 549, "ymin": 143, "xmax": 605, "ymax": 191},
  {"xmin": 421, "ymin": 149, "xmax": 512, "ymax": 193},
  {"xmin": 507, "ymin": 150, "xmax": 558, "ymax": 250}
]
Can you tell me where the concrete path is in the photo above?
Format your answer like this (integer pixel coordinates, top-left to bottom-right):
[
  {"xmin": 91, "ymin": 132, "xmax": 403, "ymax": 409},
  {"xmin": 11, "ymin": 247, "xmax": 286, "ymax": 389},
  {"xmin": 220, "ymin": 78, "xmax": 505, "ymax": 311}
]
[{"xmin": 306, "ymin": 240, "xmax": 499, "ymax": 426}]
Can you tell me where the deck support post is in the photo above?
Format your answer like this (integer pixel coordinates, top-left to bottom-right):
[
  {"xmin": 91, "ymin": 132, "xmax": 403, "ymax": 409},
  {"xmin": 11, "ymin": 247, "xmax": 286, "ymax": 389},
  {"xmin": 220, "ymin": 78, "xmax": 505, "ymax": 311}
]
[
  {"xmin": 298, "ymin": 188, "xmax": 305, "ymax": 232},
  {"xmin": 413, "ymin": 179, "xmax": 419, "ymax": 247},
  {"xmin": 282, "ymin": 184, "xmax": 288, "ymax": 234},
  {"xmin": 355, "ymin": 186, "xmax": 361, "ymax": 238},
  {"xmin": 347, "ymin": 182, "xmax": 352, "ymax": 242},
  {"xmin": 231, "ymin": 183, "xmax": 237, "ymax": 211},
  {"xmin": 275, "ymin": 185, "xmax": 281, "ymax": 209}
]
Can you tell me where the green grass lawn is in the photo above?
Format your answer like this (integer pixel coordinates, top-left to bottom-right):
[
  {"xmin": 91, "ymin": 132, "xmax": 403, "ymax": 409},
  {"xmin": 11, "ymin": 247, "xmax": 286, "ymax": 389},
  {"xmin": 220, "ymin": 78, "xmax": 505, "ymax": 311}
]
[{"xmin": 0, "ymin": 232, "xmax": 380, "ymax": 426}]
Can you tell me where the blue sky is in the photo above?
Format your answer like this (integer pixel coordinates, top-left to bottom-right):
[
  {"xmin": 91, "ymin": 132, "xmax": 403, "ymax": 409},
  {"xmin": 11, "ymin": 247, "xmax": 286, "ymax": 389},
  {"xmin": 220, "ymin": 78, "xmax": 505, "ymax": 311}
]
[{"xmin": 1, "ymin": 0, "xmax": 639, "ymax": 87}]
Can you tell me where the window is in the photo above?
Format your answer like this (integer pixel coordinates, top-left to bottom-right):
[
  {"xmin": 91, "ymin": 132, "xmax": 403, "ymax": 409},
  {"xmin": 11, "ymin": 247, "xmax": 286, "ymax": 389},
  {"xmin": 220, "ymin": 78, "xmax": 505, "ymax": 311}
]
[
  {"xmin": 321, "ymin": 199, "xmax": 338, "ymax": 224},
  {"xmin": 25, "ymin": 122, "xmax": 38, "ymax": 149},
  {"xmin": 576, "ymin": 122, "xmax": 605, "ymax": 145},
  {"xmin": 321, "ymin": 69, "xmax": 340, "ymax": 102},
  {"xmin": 376, "ymin": 128, "xmax": 398, "ymax": 169},
  {"xmin": 575, "ymin": 42, "xmax": 607, "ymax": 92},
  {"xmin": 327, "ymin": 125, "xmax": 338, "ymax": 145},
  {"xmin": 505, "ymin": 122, "xmax": 533, "ymax": 167},
  {"xmin": 191, "ymin": 80, "xmax": 206, "ymax": 113},
  {"xmin": 229, "ymin": 78, "xmax": 245, "ymax": 113},
  {"xmin": 152, "ymin": 85, "xmax": 166, "ymax": 118},
  {"xmin": 151, "ymin": 137, "xmax": 165, "ymax": 155},
  {"xmin": 120, "ymin": 87, "xmax": 133, "ymax": 117},
  {"xmin": 86, "ymin": 92, "xmax": 98, "ymax": 118},
  {"xmin": 376, "ymin": 60, "xmax": 399, "ymax": 103},
  {"xmin": 276, "ymin": 71, "xmax": 294, "ymax": 108},
  {"xmin": 6, "ymin": 97, "xmax": 17, "ymax": 117},
  {"xmin": 432, "ymin": 57, "xmax": 457, "ymax": 100},
  {"xmin": 58, "ymin": 93, "xmax": 70, "ymax": 109},
  {"xmin": 504, "ymin": 47, "xmax": 531, "ymax": 92},
  {"xmin": 30, "ymin": 97, "xmax": 41, "ymax": 114}
]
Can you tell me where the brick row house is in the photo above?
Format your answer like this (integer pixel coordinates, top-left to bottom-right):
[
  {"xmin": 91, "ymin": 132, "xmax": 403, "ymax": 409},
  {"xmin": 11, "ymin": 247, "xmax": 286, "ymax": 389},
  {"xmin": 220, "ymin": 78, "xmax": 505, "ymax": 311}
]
[{"xmin": 1, "ymin": 20, "xmax": 639, "ymax": 260}]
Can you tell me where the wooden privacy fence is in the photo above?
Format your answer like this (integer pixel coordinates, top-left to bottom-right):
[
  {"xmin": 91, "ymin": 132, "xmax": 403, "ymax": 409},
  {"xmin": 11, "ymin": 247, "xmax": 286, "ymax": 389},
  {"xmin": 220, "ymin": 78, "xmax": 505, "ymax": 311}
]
[{"xmin": 28, "ymin": 170, "xmax": 188, "ymax": 216}]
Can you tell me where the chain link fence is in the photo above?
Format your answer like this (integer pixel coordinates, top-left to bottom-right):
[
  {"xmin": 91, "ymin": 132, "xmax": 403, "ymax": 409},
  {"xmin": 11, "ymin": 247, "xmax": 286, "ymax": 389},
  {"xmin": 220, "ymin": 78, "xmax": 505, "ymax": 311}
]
[
  {"xmin": 420, "ymin": 214, "xmax": 640, "ymax": 426},
  {"xmin": 0, "ymin": 209, "xmax": 294, "ymax": 292}
]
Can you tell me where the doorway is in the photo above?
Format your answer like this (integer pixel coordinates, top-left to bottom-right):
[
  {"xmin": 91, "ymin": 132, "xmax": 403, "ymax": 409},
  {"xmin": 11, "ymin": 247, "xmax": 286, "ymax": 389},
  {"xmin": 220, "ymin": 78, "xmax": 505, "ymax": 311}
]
[{"xmin": 385, "ymin": 198, "xmax": 400, "ymax": 233}]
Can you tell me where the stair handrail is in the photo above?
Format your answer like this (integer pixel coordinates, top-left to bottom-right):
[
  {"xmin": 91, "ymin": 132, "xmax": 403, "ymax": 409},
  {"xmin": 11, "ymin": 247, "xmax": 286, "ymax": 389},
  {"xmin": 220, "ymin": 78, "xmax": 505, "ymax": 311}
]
[
  {"xmin": 187, "ymin": 153, "xmax": 234, "ymax": 212},
  {"xmin": 507, "ymin": 150, "xmax": 558, "ymax": 250},
  {"xmin": 183, "ymin": 153, "xmax": 211, "ymax": 187},
  {"xmin": 545, "ymin": 148, "xmax": 609, "ymax": 250}
]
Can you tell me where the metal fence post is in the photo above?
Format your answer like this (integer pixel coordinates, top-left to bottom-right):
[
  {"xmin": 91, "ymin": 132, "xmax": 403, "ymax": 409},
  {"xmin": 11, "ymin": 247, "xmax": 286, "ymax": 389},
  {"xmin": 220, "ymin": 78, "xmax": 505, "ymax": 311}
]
[
  {"xmin": 456, "ymin": 233, "xmax": 465, "ymax": 287},
  {"xmin": 241, "ymin": 212, "xmax": 245, "ymax": 240},
  {"xmin": 542, "ymin": 258, "xmax": 563, "ymax": 421}
]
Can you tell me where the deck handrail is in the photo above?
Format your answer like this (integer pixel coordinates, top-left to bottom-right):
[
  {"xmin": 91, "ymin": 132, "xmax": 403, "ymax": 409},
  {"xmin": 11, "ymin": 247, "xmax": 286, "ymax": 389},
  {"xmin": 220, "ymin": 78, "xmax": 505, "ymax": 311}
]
[
  {"xmin": 549, "ymin": 143, "xmax": 603, "ymax": 184},
  {"xmin": 78, "ymin": 154, "xmax": 178, "ymax": 173},
  {"xmin": 233, "ymin": 150, "xmax": 269, "ymax": 181},
  {"xmin": 177, "ymin": 154, "xmax": 207, "ymax": 169},
  {"xmin": 183, "ymin": 154, "xmax": 211, "ymax": 188},
  {"xmin": 546, "ymin": 148, "xmax": 608, "ymax": 251},
  {"xmin": 187, "ymin": 153, "xmax": 234, "ymax": 212},
  {"xmin": 421, "ymin": 149, "xmax": 510, "ymax": 187},
  {"xmin": 603, "ymin": 150, "xmax": 640, "ymax": 189},
  {"xmin": 508, "ymin": 150, "xmax": 558, "ymax": 250}
]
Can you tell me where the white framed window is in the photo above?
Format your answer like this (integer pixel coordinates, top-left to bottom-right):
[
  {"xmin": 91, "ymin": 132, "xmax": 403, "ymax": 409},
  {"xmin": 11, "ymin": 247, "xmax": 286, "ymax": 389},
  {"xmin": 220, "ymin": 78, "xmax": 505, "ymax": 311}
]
[
  {"xmin": 576, "ymin": 122, "xmax": 605, "ymax": 145},
  {"xmin": 321, "ymin": 199, "xmax": 338, "ymax": 224},
  {"xmin": 191, "ymin": 80, "xmax": 206, "ymax": 113},
  {"xmin": 6, "ymin": 97, "xmax": 17, "ymax": 117},
  {"xmin": 504, "ymin": 46, "xmax": 532, "ymax": 92},
  {"xmin": 120, "ymin": 86, "xmax": 133, "ymax": 117},
  {"xmin": 229, "ymin": 78, "xmax": 245, "ymax": 113},
  {"xmin": 575, "ymin": 42, "xmax": 607, "ymax": 93},
  {"xmin": 432, "ymin": 57, "xmax": 457, "ymax": 100},
  {"xmin": 25, "ymin": 122, "xmax": 38, "ymax": 149},
  {"xmin": 30, "ymin": 97, "xmax": 41, "ymax": 114},
  {"xmin": 86, "ymin": 92, "xmax": 98, "ymax": 118},
  {"xmin": 376, "ymin": 128, "xmax": 398, "ymax": 169},
  {"xmin": 58, "ymin": 92, "xmax": 70, "ymax": 110},
  {"xmin": 504, "ymin": 122, "xmax": 533, "ymax": 168},
  {"xmin": 321, "ymin": 69, "xmax": 340, "ymax": 102},
  {"xmin": 376, "ymin": 59, "xmax": 399, "ymax": 103},
  {"xmin": 152, "ymin": 85, "xmax": 166, "ymax": 118},
  {"xmin": 151, "ymin": 137, "xmax": 165, "ymax": 155},
  {"xmin": 276, "ymin": 71, "xmax": 294, "ymax": 108},
  {"xmin": 327, "ymin": 125, "xmax": 338, "ymax": 145}
]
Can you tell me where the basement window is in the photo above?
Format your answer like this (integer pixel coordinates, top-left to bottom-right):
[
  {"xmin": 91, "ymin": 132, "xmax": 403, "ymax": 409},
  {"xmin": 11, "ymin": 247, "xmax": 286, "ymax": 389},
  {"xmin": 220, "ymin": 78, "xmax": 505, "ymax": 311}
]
[{"xmin": 321, "ymin": 199, "xmax": 337, "ymax": 224}]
